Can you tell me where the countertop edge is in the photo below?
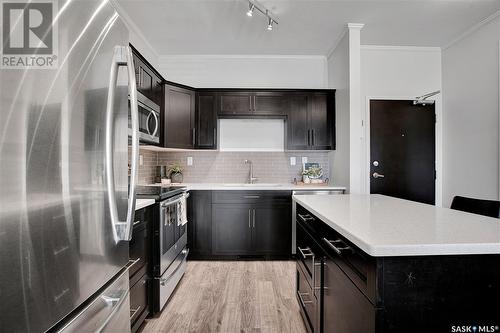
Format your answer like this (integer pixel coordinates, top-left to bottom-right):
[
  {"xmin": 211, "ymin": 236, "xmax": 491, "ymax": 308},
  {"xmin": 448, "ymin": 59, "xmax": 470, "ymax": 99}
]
[{"xmin": 292, "ymin": 195, "xmax": 500, "ymax": 257}]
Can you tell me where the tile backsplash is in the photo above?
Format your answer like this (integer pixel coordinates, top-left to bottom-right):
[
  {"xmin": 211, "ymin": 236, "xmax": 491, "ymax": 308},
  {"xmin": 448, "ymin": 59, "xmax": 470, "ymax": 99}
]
[{"xmin": 137, "ymin": 149, "xmax": 330, "ymax": 184}]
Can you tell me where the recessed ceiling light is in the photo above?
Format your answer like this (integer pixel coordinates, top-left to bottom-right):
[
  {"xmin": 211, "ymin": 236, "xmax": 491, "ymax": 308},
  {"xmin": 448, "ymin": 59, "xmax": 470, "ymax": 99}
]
[{"xmin": 246, "ymin": 4, "xmax": 255, "ymax": 17}]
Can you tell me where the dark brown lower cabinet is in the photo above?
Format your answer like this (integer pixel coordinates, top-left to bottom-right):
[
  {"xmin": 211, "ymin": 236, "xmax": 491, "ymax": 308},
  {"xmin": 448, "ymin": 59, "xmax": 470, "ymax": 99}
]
[
  {"xmin": 323, "ymin": 257, "xmax": 375, "ymax": 333},
  {"xmin": 188, "ymin": 190, "xmax": 292, "ymax": 258},
  {"xmin": 129, "ymin": 275, "xmax": 149, "ymax": 333},
  {"xmin": 129, "ymin": 206, "xmax": 154, "ymax": 333}
]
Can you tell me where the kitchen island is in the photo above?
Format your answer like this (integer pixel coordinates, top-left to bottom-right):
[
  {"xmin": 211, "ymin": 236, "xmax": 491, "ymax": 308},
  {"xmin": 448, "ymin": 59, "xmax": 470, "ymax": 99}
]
[{"xmin": 292, "ymin": 194, "xmax": 500, "ymax": 333}]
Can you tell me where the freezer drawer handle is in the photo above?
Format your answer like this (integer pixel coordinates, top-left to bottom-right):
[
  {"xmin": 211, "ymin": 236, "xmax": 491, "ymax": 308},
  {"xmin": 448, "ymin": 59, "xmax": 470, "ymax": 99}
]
[
  {"xmin": 101, "ymin": 295, "xmax": 121, "ymax": 307},
  {"xmin": 322, "ymin": 238, "xmax": 351, "ymax": 255}
]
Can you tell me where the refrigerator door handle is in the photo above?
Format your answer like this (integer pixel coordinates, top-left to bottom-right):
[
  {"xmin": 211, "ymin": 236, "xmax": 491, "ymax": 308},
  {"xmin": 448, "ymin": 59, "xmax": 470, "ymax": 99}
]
[{"xmin": 105, "ymin": 46, "xmax": 138, "ymax": 243}]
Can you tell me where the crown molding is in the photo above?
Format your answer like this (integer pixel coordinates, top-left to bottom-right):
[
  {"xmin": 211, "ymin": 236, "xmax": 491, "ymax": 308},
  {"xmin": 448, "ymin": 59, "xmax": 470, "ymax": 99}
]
[
  {"xmin": 158, "ymin": 54, "xmax": 327, "ymax": 63},
  {"xmin": 326, "ymin": 23, "xmax": 365, "ymax": 60},
  {"xmin": 109, "ymin": 0, "xmax": 159, "ymax": 60},
  {"xmin": 360, "ymin": 45, "xmax": 441, "ymax": 52},
  {"xmin": 443, "ymin": 9, "xmax": 500, "ymax": 50},
  {"xmin": 347, "ymin": 23, "xmax": 365, "ymax": 30}
]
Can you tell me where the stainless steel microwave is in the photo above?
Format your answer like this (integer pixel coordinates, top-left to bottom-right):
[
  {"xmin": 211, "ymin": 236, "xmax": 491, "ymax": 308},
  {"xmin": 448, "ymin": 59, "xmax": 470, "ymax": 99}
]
[{"xmin": 129, "ymin": 91, "xmax": 160, "ymax": 144}]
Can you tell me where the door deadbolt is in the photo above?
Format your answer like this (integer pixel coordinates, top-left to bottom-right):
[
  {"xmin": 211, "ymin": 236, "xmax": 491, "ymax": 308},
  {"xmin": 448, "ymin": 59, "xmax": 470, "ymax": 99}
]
[{"xmin": 372, "ymin": 161, "xmax": 379, "ymax": 167}]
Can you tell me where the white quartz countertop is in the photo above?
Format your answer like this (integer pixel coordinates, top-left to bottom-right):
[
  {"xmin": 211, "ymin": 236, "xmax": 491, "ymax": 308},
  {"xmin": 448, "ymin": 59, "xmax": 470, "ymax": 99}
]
[
  {"xmin": 293, "ymin": 194, "xmax": 500, "ymax": 257},
  {"xmin": 135, "ymin": 198, "xmax": 155, "ymax": 211},
  {"xmin": 146, "ymin": 183, "xmax": 346, "ymax": 191}
]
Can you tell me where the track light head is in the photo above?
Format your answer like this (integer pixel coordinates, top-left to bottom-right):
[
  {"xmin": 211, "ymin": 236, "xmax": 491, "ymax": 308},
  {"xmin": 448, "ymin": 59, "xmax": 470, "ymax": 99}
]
[
  {"xmin": 246, "ymin": 4, "xmax": 255, "ymax": 17},
  {"xmin": 267, "ymin": 17, "xmax": 273, "ymax": 31}
]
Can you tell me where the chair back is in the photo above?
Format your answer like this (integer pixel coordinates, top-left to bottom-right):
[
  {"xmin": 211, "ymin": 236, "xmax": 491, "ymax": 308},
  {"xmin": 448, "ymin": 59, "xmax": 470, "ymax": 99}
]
[{"xmin": 450, "ymin": 196, "xmax": 500, "ymax": 218}]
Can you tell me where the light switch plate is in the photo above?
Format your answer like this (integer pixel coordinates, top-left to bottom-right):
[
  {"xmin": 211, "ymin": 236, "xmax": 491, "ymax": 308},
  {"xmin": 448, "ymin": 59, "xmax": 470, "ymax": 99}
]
[
  {"xmin": 187, "ymin": 156, "xmax": 193, "ymax": 166},
  {"xmin": 301, "ymin": 156, "xmax": 308, "ymax": 164},
  {"xmin": 139, "ymin": 155, "xmax": 143, "ymax": 166},
  {"xmin": 290, "ymin": 157, "xmax": 296, "ymax": 166}
]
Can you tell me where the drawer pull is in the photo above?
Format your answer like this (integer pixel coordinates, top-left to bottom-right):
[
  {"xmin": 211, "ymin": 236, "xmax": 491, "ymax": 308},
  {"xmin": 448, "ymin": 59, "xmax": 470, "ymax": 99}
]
[
  {"xmin": 322, "ymin": 238, "xmax": 351, "ymax": 255},
  {"xmin": 243, "ymin": 195, "xmax": 260, "ymax": 199},
  {"xmin": 298, "ymin": 214, "xmax": 314, "ymax": 223},
  {"xmin": 297, "ymin": 247, "xmax": 314, "ymax": 259},
  {"xmin": 297, "ymin": 291, "xmax": 313, "ymax": 306},
  {"xmin": 130, "ymin": 306, "xmax": 141, "ymax": 318}
]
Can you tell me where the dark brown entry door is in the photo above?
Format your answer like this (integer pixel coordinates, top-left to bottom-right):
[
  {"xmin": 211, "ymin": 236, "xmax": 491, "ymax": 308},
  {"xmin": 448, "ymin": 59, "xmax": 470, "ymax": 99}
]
[{"xmin": 370, "ymin": 100, "xmax": 436, "ymax": 205}]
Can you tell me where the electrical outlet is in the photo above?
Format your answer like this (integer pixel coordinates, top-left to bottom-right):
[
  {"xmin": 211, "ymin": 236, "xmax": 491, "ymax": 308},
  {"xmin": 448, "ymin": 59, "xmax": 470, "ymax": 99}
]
[
  {"xmin": 301, "ymin": 156, "xmax": 308, "ymax": 164},
  {"xmin": 290, "ymin": 157, "xmax": 296, "ymax": 166},
  {"xmin": 139, "ymin": 155, "xmax": 143, "ymax": 166},
  {"xmin": 187, "ymin": 156, "xmax": 193, "ymax": 166}
]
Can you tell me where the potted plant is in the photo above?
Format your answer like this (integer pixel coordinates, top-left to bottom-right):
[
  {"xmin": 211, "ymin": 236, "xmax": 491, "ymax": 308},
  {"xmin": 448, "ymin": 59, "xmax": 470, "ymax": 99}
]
[
  {"xmin": 302, "ymin": 169, "xmax": 311, "ymax": 184},
  {"xmin": 167, "ymin": 162, "xmax": 184, "ymax": 183}
]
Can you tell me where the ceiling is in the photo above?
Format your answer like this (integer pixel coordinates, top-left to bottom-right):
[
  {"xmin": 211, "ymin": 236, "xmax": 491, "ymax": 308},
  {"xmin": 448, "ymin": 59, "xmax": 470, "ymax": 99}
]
[{"xmin": 117, "ymin": 0, "xmax": 500, "ymax": 55}]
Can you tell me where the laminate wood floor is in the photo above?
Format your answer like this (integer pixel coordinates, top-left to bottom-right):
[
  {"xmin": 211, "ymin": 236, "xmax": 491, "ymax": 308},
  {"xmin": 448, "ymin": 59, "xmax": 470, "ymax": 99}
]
[{"xmin": 141, "ymin": 261, "xmax": 307, "ymax": 333}]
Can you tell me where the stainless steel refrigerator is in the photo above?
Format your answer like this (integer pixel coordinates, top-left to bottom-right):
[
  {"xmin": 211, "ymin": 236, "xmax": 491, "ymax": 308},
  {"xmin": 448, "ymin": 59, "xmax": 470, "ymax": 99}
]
[{"xmin": 0, "ymin": 0, "xmax": 139, "ymax": 332}]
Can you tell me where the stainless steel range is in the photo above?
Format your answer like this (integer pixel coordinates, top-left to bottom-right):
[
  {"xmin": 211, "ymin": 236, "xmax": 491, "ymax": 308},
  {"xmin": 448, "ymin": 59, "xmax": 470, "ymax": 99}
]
[{"xmin": 135, "ymin": 186, "xmax": 189, "ymax": 313}]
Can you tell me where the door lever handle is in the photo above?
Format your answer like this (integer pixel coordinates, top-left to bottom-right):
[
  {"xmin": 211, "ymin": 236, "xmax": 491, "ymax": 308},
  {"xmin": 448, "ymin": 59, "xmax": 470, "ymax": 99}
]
[{"xmin": 372, "ymin": 172, "xmax": 385, "ymax": 179}]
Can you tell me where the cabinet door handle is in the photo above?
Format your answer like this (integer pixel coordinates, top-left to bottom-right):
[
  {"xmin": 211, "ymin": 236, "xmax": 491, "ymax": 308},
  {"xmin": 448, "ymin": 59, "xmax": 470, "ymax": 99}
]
[
  {"xmin": 307, "ymin": 129, "xmax": 311, "ymax": 146},
  {"xmin": 249, "ymin": 95, "xmax": 252, "ymax": 112},
  {"xmin": 322, "ymin": 238, "xmax": 351, "ymax": 255},
  {"xmin": 297, "ymin": 246, "xmax": 314, "ymax": 259},
  {"xmin": 252, "ymin": 209, "xmax": 255, "ymax": 228},
  {"xmin": 298, "ymin": 214, "xmax": 314, "ymax": 223},
  {"xmin": 213, "ymin": 127, "xmax": 217, "ymax": 146},
  {"xmin": 243, "ymin": 195, "xmax": 260, "ymax": 199},
  {"xmin": 130, "ymin": 306, "xmax": 141, "ymax": 318},
  {"xmin": 248, "ymin": 209, "xmax": 251, "ymax": 228},
  {"xmin": 297, "ymin": 291, "xmax": 313, "ymax": 306},
  {"xmin": 253, "ymin": 96, "xmax": 256, "ymax": 112},
  {"xmin": 192, "ymin": 128, "xmax": 196, "ymax": 146},
  {"xmin": 311, "ymin": 129, "xmax": 315, "ymax": 146}
]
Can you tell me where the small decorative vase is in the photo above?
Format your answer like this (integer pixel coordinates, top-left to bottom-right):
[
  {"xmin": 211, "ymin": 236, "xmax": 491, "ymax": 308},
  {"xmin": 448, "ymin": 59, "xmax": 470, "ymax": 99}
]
[
  {"xmin": 303, "ymin": 175, "xmax": 311, "ymax": 184},
  {"xmin": 171, "ymin": 172, "xmax": 183, "ymax": 183}
]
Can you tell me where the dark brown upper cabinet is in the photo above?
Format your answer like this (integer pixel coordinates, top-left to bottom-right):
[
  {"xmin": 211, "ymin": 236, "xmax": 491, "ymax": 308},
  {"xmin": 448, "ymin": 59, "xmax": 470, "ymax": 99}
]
[
  {"xmin": 253, "ymin": 92, "xmax": 288, "ymax": 115},
  {"xmin": 286, "ymin": 92, "xmax": 335, "ymax": 150},
  {"xmin": 164, "ymin": 84, "xmax": 196, "ymax": 149},
  {"xmin": 196, "ymin": 92, "xmax": 217, "ymax": 149},
  {"xmin": 218, "ymin": 92, "xmax": 253, "ymax": 115},
  {"xmin": 131, "ymin": 50, "xmax": 163, "ymax": 106},
  {"xmin": 217, "ymin": 91, "xmax": 288, "ymax": 116}
]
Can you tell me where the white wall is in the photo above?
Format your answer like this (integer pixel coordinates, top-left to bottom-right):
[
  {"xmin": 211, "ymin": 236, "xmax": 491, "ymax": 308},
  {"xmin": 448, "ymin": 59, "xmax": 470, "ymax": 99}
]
[
  {"xmin": 157, "ymin": 55, "xmax": 328, "ymax": 89},
  {"xmin": 442, "ymin": 16, "xmax": 500, "ymax": 207},
  {"xmin": 328, "ymin": 33, "xmax": 350, "ymax": 189},
  {"xmin": 360, "ymin": 46, "xmax": 443, "ymax": 204}
]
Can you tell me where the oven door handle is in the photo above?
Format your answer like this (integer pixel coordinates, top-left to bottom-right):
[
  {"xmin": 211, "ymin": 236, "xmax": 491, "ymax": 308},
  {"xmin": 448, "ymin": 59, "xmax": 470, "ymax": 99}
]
[
  {"xmin": 159, "ymin": 248, "xmax": 189, "ymax": 286},
  {"xmin": 161, "ymin": 193, "xmax": 187, "ymax": 207}
]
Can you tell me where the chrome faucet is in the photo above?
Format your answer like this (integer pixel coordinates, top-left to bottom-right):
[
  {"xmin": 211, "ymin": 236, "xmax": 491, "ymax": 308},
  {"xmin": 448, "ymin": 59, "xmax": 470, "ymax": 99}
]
[{"xmin": 244, "ymin": 159, "xmax": 258, "ymax": 184}]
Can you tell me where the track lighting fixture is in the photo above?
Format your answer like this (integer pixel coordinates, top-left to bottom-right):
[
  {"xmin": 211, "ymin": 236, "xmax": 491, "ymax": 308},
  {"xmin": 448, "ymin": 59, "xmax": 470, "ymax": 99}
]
[
  {"xmin": 246, "ymin": 3, "xmax": 255, "ymax": 17},
  {"xmin": 267, "ymin": 17, "xmax": 273, "ymax": 31},
  {"xmin": 245, "ymin": 0, "xmax": 278, "ymax": 31}
]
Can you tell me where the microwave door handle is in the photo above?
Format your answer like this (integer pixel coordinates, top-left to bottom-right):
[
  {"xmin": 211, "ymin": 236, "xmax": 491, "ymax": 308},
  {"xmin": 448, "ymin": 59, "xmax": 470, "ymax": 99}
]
[{"xmin": 146, "ymin": 110, "xmax": 159, "ymax": 138}]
